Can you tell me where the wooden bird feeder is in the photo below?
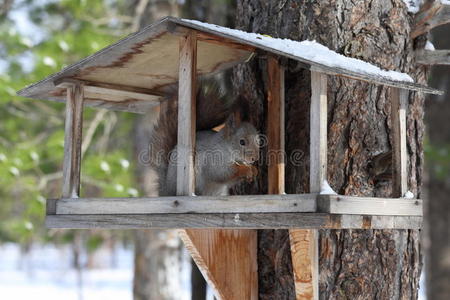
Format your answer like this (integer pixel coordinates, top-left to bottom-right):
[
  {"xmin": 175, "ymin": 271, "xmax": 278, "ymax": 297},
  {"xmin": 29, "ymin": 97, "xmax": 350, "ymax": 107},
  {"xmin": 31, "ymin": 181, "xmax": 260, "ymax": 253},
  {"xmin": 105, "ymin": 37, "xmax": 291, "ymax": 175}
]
[{"xmin": 18, "ymin": 17, "xmax": 442, "ymax": 300}]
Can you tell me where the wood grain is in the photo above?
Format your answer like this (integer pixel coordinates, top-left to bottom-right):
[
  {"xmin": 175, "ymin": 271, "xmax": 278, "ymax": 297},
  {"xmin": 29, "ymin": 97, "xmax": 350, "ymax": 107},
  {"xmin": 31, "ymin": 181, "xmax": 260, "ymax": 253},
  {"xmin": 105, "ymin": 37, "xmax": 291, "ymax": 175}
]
[
  {"xmin": 416, "ymin": 49, "xmax": 450, "ymax": 65},
  {"xmin": 177, "ymin": 31, "xmax": 197, "ymax": 196},
  {"xmin": 317, "ymin": 195, "xmax": 422, "ymax": 216},
  {"xmin": 267, "ymin": 55, "xmax": 285, "ymax": 194},
  {"xmin": 45, "ymin": 213, "xmax": 423, "ymax": 229},
  {"xmin": 391, "ymin": 88, "xmax": 408, "ymax": 198},
  {"xmin": 62, "ymin": 83, "xmax": 84, "ymax": 198},
  {"xmin": 290, "ymin": 70, "xmax": 328, "ymax": 300},
  {"xmin": 50, "ymin": 194, "xmax": 317, "ymax": 215}
]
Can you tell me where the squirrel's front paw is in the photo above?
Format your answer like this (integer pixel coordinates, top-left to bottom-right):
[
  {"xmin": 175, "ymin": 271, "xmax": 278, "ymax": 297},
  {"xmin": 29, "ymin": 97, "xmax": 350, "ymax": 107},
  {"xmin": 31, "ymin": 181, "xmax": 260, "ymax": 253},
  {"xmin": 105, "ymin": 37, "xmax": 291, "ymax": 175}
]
[
  {"xmin": 233, "ymin": 163, "xmax": 258, "ymax": 182},
  {"xmin": 246, "ymin": 165, "xmax": 258, "ymax": 182}
]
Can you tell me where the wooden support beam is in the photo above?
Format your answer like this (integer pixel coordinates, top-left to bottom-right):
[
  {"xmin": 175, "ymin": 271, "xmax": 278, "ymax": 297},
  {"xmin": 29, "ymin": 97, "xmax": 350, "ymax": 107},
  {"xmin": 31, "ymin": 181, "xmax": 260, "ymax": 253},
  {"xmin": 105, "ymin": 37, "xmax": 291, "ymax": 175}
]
[
  {"xmin": 267, "ymin": 55, "xmax": 285, "ymax": 194},
  {"xmin": 176, "ymin": 31, "xmax": 258, "ymax": 300},
  {"xmin": 412, "ymin": 1, "xmax": 450, "ymax": 38},
  {"xmin": 45, "ymin": 213, "xmax": 423, "ymax": 230},
  {"xmin": 49, "ymin": 194, "xmax": 317, "ymax": 215},
  {"xmin": 62, "ymin": 83, "xmax": 84, "ymax": 198},
  {"xmin": 416, "ymin": 49, "xmax": 450, "ymax": 65},
  {"xmin": 290, "ymin": 70, "xmax": 327, "ymax": 300},
  {"xmin": 317, "ymin": 195, "xmax": 422, "ymax": 216},
  {"xmin": 391, "ymin": 88, "xmax": 408, "ymax": 198},
  {"xmin": 177, "ymin": 31, "xmax": 197, "ymax": 196}
]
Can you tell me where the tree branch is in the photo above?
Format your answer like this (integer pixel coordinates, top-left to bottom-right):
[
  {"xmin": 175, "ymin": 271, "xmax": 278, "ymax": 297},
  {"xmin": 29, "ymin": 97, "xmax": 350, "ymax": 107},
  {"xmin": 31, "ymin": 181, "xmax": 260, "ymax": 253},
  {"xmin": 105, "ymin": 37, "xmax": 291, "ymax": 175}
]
[{"xmin": 412, "ymin": 1, "xmax": 450, "ymax": 38}]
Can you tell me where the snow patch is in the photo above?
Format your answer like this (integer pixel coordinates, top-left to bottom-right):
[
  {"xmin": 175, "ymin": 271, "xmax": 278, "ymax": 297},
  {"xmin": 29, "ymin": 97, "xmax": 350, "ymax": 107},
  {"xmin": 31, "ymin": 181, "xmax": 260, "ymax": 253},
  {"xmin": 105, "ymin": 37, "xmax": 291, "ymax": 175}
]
[
  {"xmin": 403, "ymin": 0, "xmax": 422, "ymax": 13},
  {"xmin": 404, "ymin": 191, "xmax": 414, "ymax": 199},
  {"xmin": 425, "ymin": 41, "xmax": 435, "ymax": 51},
  {"xmin": 181, "ymin": 19, "xmax": 414, "ymax": 83},
  {"xmin": 320, "ymin": 180, "xmax": 338, "ymax": 195}
]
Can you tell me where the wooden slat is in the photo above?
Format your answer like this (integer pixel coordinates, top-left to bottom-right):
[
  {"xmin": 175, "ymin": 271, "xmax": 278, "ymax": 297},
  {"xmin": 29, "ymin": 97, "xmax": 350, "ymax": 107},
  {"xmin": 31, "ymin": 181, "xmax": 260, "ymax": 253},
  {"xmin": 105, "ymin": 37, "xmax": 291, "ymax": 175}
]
[
  {"xmin": 391, "ymin": 88, "xmax": 408, "ymax": 198},
  {"xmin": 50, "ymin": 194, "xmax": 317, "ymax": 215},
  {"xmin": 179, "ymin": 229, "xmax": 258, "ymax": 300},
  {"xmin": 317, "ymin": 195, "xmax": 422, "ymax": 216},
  {"xmin": 45, "ymin": 213, "xmax": 423, "ymax": 229},
  {"xmin": 267, "ymin": 55, "xmax": 285, "ymax": 194},
  {"xmin": 416, "ymin": 49, "xmax": 450, "ymax": 65},
  {"xmin": 290, "ymin": 70, "xmax": 327, "ymax": 300},
  {"xmin": 177, "ymin": 31, "xmax": 197, "ymax": 196},
  {"xmin": 62, "ymin": 83, "xmax": 84, "ymax": 198}
]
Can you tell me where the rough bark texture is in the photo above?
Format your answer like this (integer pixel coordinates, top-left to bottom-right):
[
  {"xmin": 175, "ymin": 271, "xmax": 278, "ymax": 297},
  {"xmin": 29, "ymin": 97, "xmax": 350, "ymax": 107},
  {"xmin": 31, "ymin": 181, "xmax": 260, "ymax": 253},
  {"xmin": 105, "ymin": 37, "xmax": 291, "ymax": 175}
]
[
  {"xmin": 233, "ymin": 1, "xmax": 425, "ymax": 299},
  {"xmin": 425, "ymin": 23, "xmax": 450, "ymax": 300}
]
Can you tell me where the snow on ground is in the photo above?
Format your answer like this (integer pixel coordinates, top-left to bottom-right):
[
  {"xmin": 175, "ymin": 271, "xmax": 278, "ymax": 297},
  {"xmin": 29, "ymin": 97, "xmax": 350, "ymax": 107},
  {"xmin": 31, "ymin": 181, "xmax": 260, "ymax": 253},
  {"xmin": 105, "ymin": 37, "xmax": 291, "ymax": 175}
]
[
  {"xmin": 182, "ymin": 19, "xmax": 414, "ymax": 83},
  {"xmin": 0, "ymin": 243, "xmax": 133, "ymax": 300}
]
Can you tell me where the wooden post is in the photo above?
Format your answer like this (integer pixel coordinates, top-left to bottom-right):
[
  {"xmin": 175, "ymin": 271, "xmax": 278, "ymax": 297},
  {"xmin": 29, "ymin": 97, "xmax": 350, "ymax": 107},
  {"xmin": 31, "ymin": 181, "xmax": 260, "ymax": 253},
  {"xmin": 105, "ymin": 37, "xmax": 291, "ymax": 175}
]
[
  {"xmin": 290, "ymin": 70, "xmax": 326, "ymax": 300},
  {"xmin": 177, "ymin": 31, "xmax": 258, "ymax": 300},
  {"xmin": 61, "ymin": 83, "xmax": 84, "ymax": 199},
  {"xmin": 267, "ymin": 55, "xmax": 285, "ymax": 194},
  {"xmin": 391, "ymin": 88, "xmax": 408, "ymax": 198}
]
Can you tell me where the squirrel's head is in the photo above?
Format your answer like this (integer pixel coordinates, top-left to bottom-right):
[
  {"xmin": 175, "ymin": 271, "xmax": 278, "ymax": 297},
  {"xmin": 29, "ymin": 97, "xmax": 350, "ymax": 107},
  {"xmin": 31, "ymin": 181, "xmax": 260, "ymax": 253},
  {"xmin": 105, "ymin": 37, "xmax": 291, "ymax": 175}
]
[{"xmin": 223, "ymin": 115, "xmax": 260, "ymax": 165}]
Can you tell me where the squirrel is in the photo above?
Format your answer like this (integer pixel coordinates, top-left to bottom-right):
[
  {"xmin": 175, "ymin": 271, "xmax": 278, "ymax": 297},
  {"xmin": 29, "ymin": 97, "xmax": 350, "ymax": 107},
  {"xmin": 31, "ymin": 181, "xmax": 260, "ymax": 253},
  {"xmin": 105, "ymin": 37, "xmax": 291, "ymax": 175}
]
[{"xmin": 148, "ymin": 80, "xmax": 260, "ymax": 196}]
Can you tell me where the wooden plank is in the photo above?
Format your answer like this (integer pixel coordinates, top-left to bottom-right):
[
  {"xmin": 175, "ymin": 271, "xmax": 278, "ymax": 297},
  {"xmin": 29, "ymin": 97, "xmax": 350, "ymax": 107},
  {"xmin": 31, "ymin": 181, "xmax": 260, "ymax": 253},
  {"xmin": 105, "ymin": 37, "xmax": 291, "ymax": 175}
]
[
  {"xmin": 290, "ymin": 230, "xmax": 319, "ymax": 299},
  {"xmin": 416, "ymin": 49, "xmax": 450, "ymax": 65},
  {"xmin": 55, "ymin": 78, "xmax": 165, "ymax": 99},
  {"xmin": 179, "ymin": 229, "xmax": 258, "ymax": 300},
  {"xmin": 290, "ymin": 71, "xmax": 327, "ymax": 300},
  {"xmin": 62, "ymin": 83, "xmax": 84, "ymax": 198},
  {"xmin": 177, "ymin": 30, "xmax": 197, "ymax": 196},
  {"xmin": 391, "ymin": 88, "xmax": 408, "ymax": 198},
  {"xmin": 309, "ymin": 71, "xmax": 328, "ymax": 192},
  {"xmin": 50, "ymin": 194, "xmax": 317, "ymax": 215},
  {"xmin": 317, "ymin": 195, "xmax": 422, "ymax": 216},
  {"xmin": 267, "ymin": 55, "xmax": 285, "ymax": 194},
  {"xmin": 45, "ymin": 213, "xmax": 423, "ymax": 229}
]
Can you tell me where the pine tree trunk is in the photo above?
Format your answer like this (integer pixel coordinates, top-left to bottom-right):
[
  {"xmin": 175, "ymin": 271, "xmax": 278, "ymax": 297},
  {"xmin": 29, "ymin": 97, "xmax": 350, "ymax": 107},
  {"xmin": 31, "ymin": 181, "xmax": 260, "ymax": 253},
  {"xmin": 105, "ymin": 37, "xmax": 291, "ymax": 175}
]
[{"xmin": 233, "ymin": 1, "xmax": 424, "ymax": 299}]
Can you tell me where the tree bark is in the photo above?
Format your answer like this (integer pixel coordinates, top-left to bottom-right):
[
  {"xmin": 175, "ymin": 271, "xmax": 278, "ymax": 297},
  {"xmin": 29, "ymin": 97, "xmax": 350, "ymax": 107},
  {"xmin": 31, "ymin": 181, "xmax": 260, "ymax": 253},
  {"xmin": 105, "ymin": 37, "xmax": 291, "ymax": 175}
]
[
  {"xmin": 233, "ymin": 1, "xmax": 424, "ymax": 299},
  {"xmin": 425, "ymin": 23, "xmax": 450, "ymax": 300}
]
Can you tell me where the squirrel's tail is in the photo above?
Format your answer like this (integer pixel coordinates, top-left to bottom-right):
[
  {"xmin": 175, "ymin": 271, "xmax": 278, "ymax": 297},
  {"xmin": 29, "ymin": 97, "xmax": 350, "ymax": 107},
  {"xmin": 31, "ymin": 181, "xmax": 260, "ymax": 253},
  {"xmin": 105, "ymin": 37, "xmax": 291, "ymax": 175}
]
[{"xmin": 148, "ymin": 80, "xmax": 234, "ymax": 195}]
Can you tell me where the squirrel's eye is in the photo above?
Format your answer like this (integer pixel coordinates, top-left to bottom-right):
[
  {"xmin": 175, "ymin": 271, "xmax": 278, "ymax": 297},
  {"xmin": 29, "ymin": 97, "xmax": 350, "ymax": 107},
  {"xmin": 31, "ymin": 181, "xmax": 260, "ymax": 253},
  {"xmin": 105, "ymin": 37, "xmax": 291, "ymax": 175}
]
[{"xmin": 239, "ymin": 139, "xmax": 246, "ymax": 146}]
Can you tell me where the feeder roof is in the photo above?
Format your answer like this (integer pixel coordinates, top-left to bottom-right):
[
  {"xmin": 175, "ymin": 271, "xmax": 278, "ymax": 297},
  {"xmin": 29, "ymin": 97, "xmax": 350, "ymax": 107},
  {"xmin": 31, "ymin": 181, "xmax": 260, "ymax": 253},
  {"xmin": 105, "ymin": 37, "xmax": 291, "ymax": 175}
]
[{"xmin": 18, "ymin": 16, "xmax": 442, "ymax": 113}]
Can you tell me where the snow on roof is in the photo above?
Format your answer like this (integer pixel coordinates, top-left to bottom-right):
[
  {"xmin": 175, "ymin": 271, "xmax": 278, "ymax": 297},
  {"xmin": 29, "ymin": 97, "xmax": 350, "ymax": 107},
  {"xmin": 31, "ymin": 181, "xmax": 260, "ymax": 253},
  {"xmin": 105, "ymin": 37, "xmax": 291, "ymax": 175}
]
[{"xmin": 182, "ymin": 19, "xmax": 414, "ymax": 83}]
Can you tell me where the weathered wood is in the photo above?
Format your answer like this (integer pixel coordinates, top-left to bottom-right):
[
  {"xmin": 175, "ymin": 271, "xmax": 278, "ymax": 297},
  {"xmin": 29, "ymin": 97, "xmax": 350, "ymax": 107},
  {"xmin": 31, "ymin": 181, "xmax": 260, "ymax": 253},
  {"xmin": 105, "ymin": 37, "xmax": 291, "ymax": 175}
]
[
  {"xmin": 289, "ymin": 70, "xmax": 327, "ymax": 300},
  {"xmin": 391, "ymin": 88, "xmax": 408, "ymax": 198},
  {"xmin": 177, "ymin": 30, "xmax": 197, "ymax": 195},
  {"xmin": 309, "ymin": 71, "xmax": 328, "ymax": 193},
  {"xmin": 412, "ymin": 1, "xmax": 450, "ymax": 38},
  {"xmin": 45, "ymin": 213, "xmax": 423, "ymax": 229},
  {"xmin": 317, "ymin": 195, "xmax": 422, "ymax": 216},
  {"xmin": 49, "ymin": 194, "xmax": 317, "ymax": 215},
  {"xmin": 416, "ymin": 49, "xmax": 450, "ymax": 65},
  {"xmin": 55, "ymin": 78, "xmax": 165, "ymax": 99},
  {"xmin": 267, "ymin": 55, "xmax": 285, "ymax": 194},
  {"xmin": 62, "ymin": 83, "xmax": 84, "ymax": 198}
]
